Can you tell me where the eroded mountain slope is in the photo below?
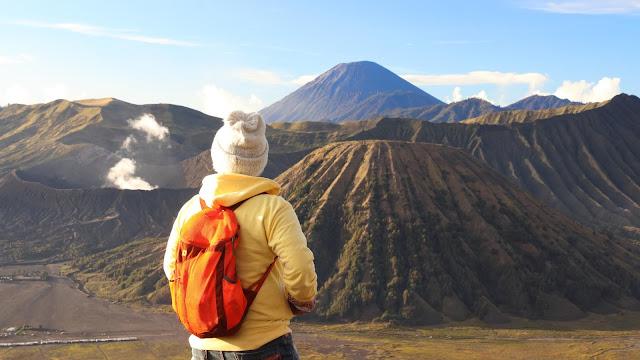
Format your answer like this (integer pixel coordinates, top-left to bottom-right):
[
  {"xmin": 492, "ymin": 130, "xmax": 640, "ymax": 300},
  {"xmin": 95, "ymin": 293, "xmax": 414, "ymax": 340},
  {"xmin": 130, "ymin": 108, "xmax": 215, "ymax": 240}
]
[{"xmin": 276, "ymin": 141, "xmax": 640, "ymax": 323}]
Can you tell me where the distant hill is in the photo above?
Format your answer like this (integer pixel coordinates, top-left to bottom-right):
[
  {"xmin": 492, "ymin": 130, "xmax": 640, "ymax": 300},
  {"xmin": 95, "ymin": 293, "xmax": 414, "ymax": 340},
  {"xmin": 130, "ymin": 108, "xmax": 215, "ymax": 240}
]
[
  {"xmin": 5, "ymin": 94, "xmax": 636, "ymax": 232},
  {"xmin": 0, "ymin": 98, "xmax": 221, "ymax": 189},
  {"xmin": 0, "ymin": 98, "xmax": 324, "ymax": 189},
  {"xmin": 385, "ymin": 95, "xmax": 586, "ymax": 123},
  {"xmin": 276, "ymin": 140, "xmax": 640, "ymax": 323},
  {"xmin": 506, "ymin": 95, "xmax": 582, "ymax": 110},
  {"xmin": 462, "ymin": 101, "xmax": 606, "ymax": 125},
  {"xmin": 0, "ymin": 171, "xmax": 193, "ymax": 263},
  {"xmin": 199, "ymin": 94, "xmax": 640, "ymax": 230},
  {"xmin": 351, "ymin": 94, "xmax": 640, "ymax": 230},
  {"xmin": 385, "ymin": 98, "xmax": 499, "ymax": 123},
  {"xmin": 259, "ymin": 61, "xmax": 443, "ymax": 123}
]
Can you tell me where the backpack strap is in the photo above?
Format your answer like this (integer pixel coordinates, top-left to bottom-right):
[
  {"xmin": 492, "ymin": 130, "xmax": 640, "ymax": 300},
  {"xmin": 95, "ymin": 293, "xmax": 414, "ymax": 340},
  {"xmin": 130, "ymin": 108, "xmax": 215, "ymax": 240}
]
[
  {"xmin": 243, "ymin": 256, "xmax": 278, "ymax": 308},
  {"xmin": 247, "ymin": 257, "xmax": 278, "ymax": 293},
  {"xmin": 199, "ymin": 193, "xmax": 267, "ymax": 210}
]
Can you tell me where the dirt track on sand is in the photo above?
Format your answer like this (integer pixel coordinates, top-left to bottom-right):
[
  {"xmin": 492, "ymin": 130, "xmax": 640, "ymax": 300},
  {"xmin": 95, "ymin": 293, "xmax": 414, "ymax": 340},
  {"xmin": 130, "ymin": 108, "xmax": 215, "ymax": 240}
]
[{"xmin": 0, "ymin": 264, "xmax": 184, "ymax": 340}]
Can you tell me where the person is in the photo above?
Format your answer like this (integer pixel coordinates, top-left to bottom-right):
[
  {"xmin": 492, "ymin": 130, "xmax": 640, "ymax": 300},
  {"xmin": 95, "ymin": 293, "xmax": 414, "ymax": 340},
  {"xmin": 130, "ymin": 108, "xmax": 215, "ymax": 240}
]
[{"xmin": 163, "ymin": 111, "xmax": 317, "ymax": 360}]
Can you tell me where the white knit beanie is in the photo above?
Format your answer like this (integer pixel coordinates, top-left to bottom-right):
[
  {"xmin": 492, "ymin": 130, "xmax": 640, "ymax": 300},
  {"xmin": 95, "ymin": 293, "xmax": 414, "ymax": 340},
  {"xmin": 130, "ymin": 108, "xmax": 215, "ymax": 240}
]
[{"xmin": 211, "ymin": 111, "xmax": 268, "ymax": 177}]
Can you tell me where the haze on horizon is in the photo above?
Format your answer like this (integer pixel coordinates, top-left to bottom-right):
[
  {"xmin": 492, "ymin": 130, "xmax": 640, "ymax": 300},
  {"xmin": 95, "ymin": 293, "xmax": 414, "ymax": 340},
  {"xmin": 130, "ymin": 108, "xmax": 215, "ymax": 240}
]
[{"xmin": 1, "ymin": 0, "xmax": 638, "ymax": 116}]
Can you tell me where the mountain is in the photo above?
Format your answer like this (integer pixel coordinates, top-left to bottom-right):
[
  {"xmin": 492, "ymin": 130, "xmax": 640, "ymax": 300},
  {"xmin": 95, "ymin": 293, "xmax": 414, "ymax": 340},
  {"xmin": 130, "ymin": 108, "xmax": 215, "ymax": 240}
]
[
  {"xmin": 0, "ymin": 98, "xmax": 325, "ymax": 189},
  {"xmin": 276, "ymin": 140, "xmax": 640, "ymax": 323},
  {"xmin": 259, "ymin": 61, "xmax": 443, "ymax": 123},
  {"xmin": 65, "ymin": 140, "xmax": 640, "ymax": 322},
  {"xmin": 385, "ymin": 96, "xmax": 587, "ymax": 124},
  {"xmin": 506, "ymin": 95, "xmax": 582, "ymax": 110},
  {"xmin": 350, "ymin": 94, "xmax": 640, "ymax": 230},
  {"xmin": 0, "ymin": 170, "xmax": 193, "ymax": 264},
  {"xmin": 48, "ymin": 93, "xmax": 631, "ymax": 231},
  {"xmin": 462, "ymin": 101, "xmax": 606, "ymax": 125},
  {"xmin": 385, "ymin": 98, "xmax": 500, "ymax": 123},
  {"xmin": 0, "ymin": 98, "xmax": 221, "ymax": 189}
]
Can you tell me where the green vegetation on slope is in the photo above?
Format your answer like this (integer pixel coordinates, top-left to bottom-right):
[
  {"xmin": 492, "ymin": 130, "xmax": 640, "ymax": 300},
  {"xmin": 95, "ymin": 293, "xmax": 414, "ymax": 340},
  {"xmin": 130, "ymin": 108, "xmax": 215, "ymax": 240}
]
[
  {"xmin": 68, "ymin": 237, "xmax": 171, "ymax": 306},
  {"xmin": 276, "ymin": 140, "xmax": 640, "ymax": 323}
]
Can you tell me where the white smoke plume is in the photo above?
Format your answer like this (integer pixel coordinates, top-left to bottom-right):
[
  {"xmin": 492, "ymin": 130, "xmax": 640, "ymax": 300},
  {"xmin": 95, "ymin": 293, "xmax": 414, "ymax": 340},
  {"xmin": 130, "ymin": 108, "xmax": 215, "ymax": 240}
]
[
  {"xmin": 106, "ymin": 158, "xmax": 157, "ymax": 190},
  {"xmin": 105, "ymin": 113, "xmax": 170, "ymax": 190},
  {"xmin": 127, "ymin": 113, "xmax": 169, "ymax": 141},
  {"xmin": 120, "ymin": 135, "xmax": 137, "ymax": 151},
  {"xmin": 450, "ymin": 86, "xmax": 463, "ymax": 102}
]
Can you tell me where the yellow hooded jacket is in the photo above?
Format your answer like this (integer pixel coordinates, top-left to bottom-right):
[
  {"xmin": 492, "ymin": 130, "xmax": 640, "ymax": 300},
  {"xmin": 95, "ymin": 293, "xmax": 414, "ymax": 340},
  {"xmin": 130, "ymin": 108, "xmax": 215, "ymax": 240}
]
[{"xmin": 163, "ymin": 173, "xmax": 318, "ymax": 351}]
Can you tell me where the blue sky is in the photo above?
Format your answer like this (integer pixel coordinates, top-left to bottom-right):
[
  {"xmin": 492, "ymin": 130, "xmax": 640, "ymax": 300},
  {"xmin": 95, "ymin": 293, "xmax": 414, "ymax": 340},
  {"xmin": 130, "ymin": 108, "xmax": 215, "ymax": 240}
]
[{"xmin": 1, "ymin": 0, "xmax": 638, "ymax": 116}]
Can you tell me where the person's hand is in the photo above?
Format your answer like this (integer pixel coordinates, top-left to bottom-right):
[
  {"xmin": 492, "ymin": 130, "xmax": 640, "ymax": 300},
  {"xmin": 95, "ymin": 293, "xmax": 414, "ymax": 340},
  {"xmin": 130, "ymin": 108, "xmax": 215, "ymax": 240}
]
[{"xmin": 287, "ymin": 293, "xmax": 316, "ymax": 315}]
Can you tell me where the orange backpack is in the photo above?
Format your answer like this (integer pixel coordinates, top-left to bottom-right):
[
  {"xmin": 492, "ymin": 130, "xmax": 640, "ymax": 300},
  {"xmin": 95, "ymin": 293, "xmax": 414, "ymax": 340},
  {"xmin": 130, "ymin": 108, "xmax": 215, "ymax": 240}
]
[{"xmin": 169, "ymin": 195, "xmax": 276, "ymax": 338}]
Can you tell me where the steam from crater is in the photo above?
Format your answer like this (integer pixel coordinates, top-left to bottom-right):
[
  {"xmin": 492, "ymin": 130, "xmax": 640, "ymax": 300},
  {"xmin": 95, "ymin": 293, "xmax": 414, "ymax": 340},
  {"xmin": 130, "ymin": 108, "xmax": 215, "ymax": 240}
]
[
  {"xmin": 105, "ymin": 113, "xmax": 170, "ymax": 190},
  {"xmin": 106, "ymin": 158, "xmax": 157, "ymax": 190},
  {"xmin": 127, "ymin": 113, "xmax": 169, "ymax": 141}
]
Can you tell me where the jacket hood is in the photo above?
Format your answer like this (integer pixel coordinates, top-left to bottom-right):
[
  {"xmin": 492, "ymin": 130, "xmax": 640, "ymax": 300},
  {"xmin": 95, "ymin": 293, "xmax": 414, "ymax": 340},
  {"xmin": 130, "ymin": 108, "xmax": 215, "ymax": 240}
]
[{"xmin": 198, "ymin": 173, "xmax": 281, "ymax": 208}]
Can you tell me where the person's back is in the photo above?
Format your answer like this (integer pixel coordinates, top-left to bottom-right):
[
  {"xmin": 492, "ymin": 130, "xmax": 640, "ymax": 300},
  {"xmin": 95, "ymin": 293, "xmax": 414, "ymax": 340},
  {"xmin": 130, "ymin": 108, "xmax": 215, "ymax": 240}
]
[{"xmin": 163, "ymin": 111, "xmax": 317, "ymax": 359}]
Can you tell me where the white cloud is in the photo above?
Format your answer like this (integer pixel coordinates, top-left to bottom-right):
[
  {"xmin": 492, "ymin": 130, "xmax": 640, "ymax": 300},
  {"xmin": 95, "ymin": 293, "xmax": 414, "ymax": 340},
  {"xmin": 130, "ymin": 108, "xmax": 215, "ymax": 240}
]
[
  {"xmin": 236, "ymin": 69, "xmax": 284, "ymax": 85},
  {"xmin": 199, "ymin": 84, "xmax": 264, "ymax": 118},
  {"xmin": 127, "ymin": 113, "xmax": 169, "ymax": 141},
  {"xmin": 42, "ymin": 83, "xmax": 69, "ymax": 101},
  {"xmin": 1, "ymin": 82, "xmax": 73, "ymax": 106},
  {"xmin": 445, "ymin": 87, "xmax": 494, "ymax": 104},
  {"xmin": 2, "ymin": 85, "xmax": 31, "ymax": 105},
  {"xmin": 554, "ymin": 77, "xmax": 621, "ymax": 102},
  {"xmin": 531, "ymin": 1, "xmax": 640, "ymax": 14},
  {"xmin": 402, "ymin": 71, "xmax": 548, "ymax": 93},
  {"xmin": 470, "ymin": 90, "xmax": 493, "ymax": 103},
  {"xmin": 0, "ymin": 54, "xmax": 34, "ymax": 65},
  {"xmin": 290, "ymin": 74, "xmax": 317, "ymax": 86},
  {"xmin": 13, "ymin": 20, "xmax": 198, "ymax": 46},
  {"xmin": 450, "ymin": 87, "xmax": 463, "ymax": 102},
  {"xmin": 106, "ymin": 158, "xmax": 157, "ymax": 190}
]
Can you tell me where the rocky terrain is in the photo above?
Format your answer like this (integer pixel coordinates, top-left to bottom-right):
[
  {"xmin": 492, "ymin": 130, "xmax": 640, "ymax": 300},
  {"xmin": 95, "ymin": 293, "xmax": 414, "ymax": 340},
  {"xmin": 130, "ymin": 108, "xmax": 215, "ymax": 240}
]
[
  {"xmin": 385, "ymin": 98, "xmax": 499, "ymax": 123},
  {"xmin": 0, "ymin": 171, "xmax": 193, "ymax": 263},
  {"xmin": 1, "ymin": 61, "xmax": 638, "ymax": 327},
  {"xmin": 276, "ymin": 140, "xmax": 640, "ymax": 323},
  {"xmin": 505, "ymin": 94, "xmax": 583, "ymax": 110},
  {"xmin": 0, "ymin": 98, "xmax": 221, "ymax": 189},
  {"xmin": 350, "ymin": 94, "xmax": 640, "ymax": 230},
  {"xmin": 462, "ymin": 101, "xmax": 605, "ymax": 125}
]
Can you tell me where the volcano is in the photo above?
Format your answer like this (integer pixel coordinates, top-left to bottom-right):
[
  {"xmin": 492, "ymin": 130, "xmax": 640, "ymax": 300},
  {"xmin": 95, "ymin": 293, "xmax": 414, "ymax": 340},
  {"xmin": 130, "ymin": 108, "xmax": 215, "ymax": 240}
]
[
  {"xmin": 260, "ymin": 61, "xmax": 443, "ymax": 123},
  {"xmin": 276, "ymin": 140, "xmax": 640, "ymax": 323}
]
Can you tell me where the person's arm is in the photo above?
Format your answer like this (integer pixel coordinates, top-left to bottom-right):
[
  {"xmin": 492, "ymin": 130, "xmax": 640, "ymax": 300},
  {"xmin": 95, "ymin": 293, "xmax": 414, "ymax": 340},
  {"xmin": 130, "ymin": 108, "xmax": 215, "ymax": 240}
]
[
  {"xmin": 163, "ymin": 217, "xmax": 181, "ymax": 281},
  {"xmin": 265, "ymin": 198, "xmax": 318, "ymax": 312},
  {"xmin": 163, "ymin": 197, "xmax": 194, "ymax": 280}
]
